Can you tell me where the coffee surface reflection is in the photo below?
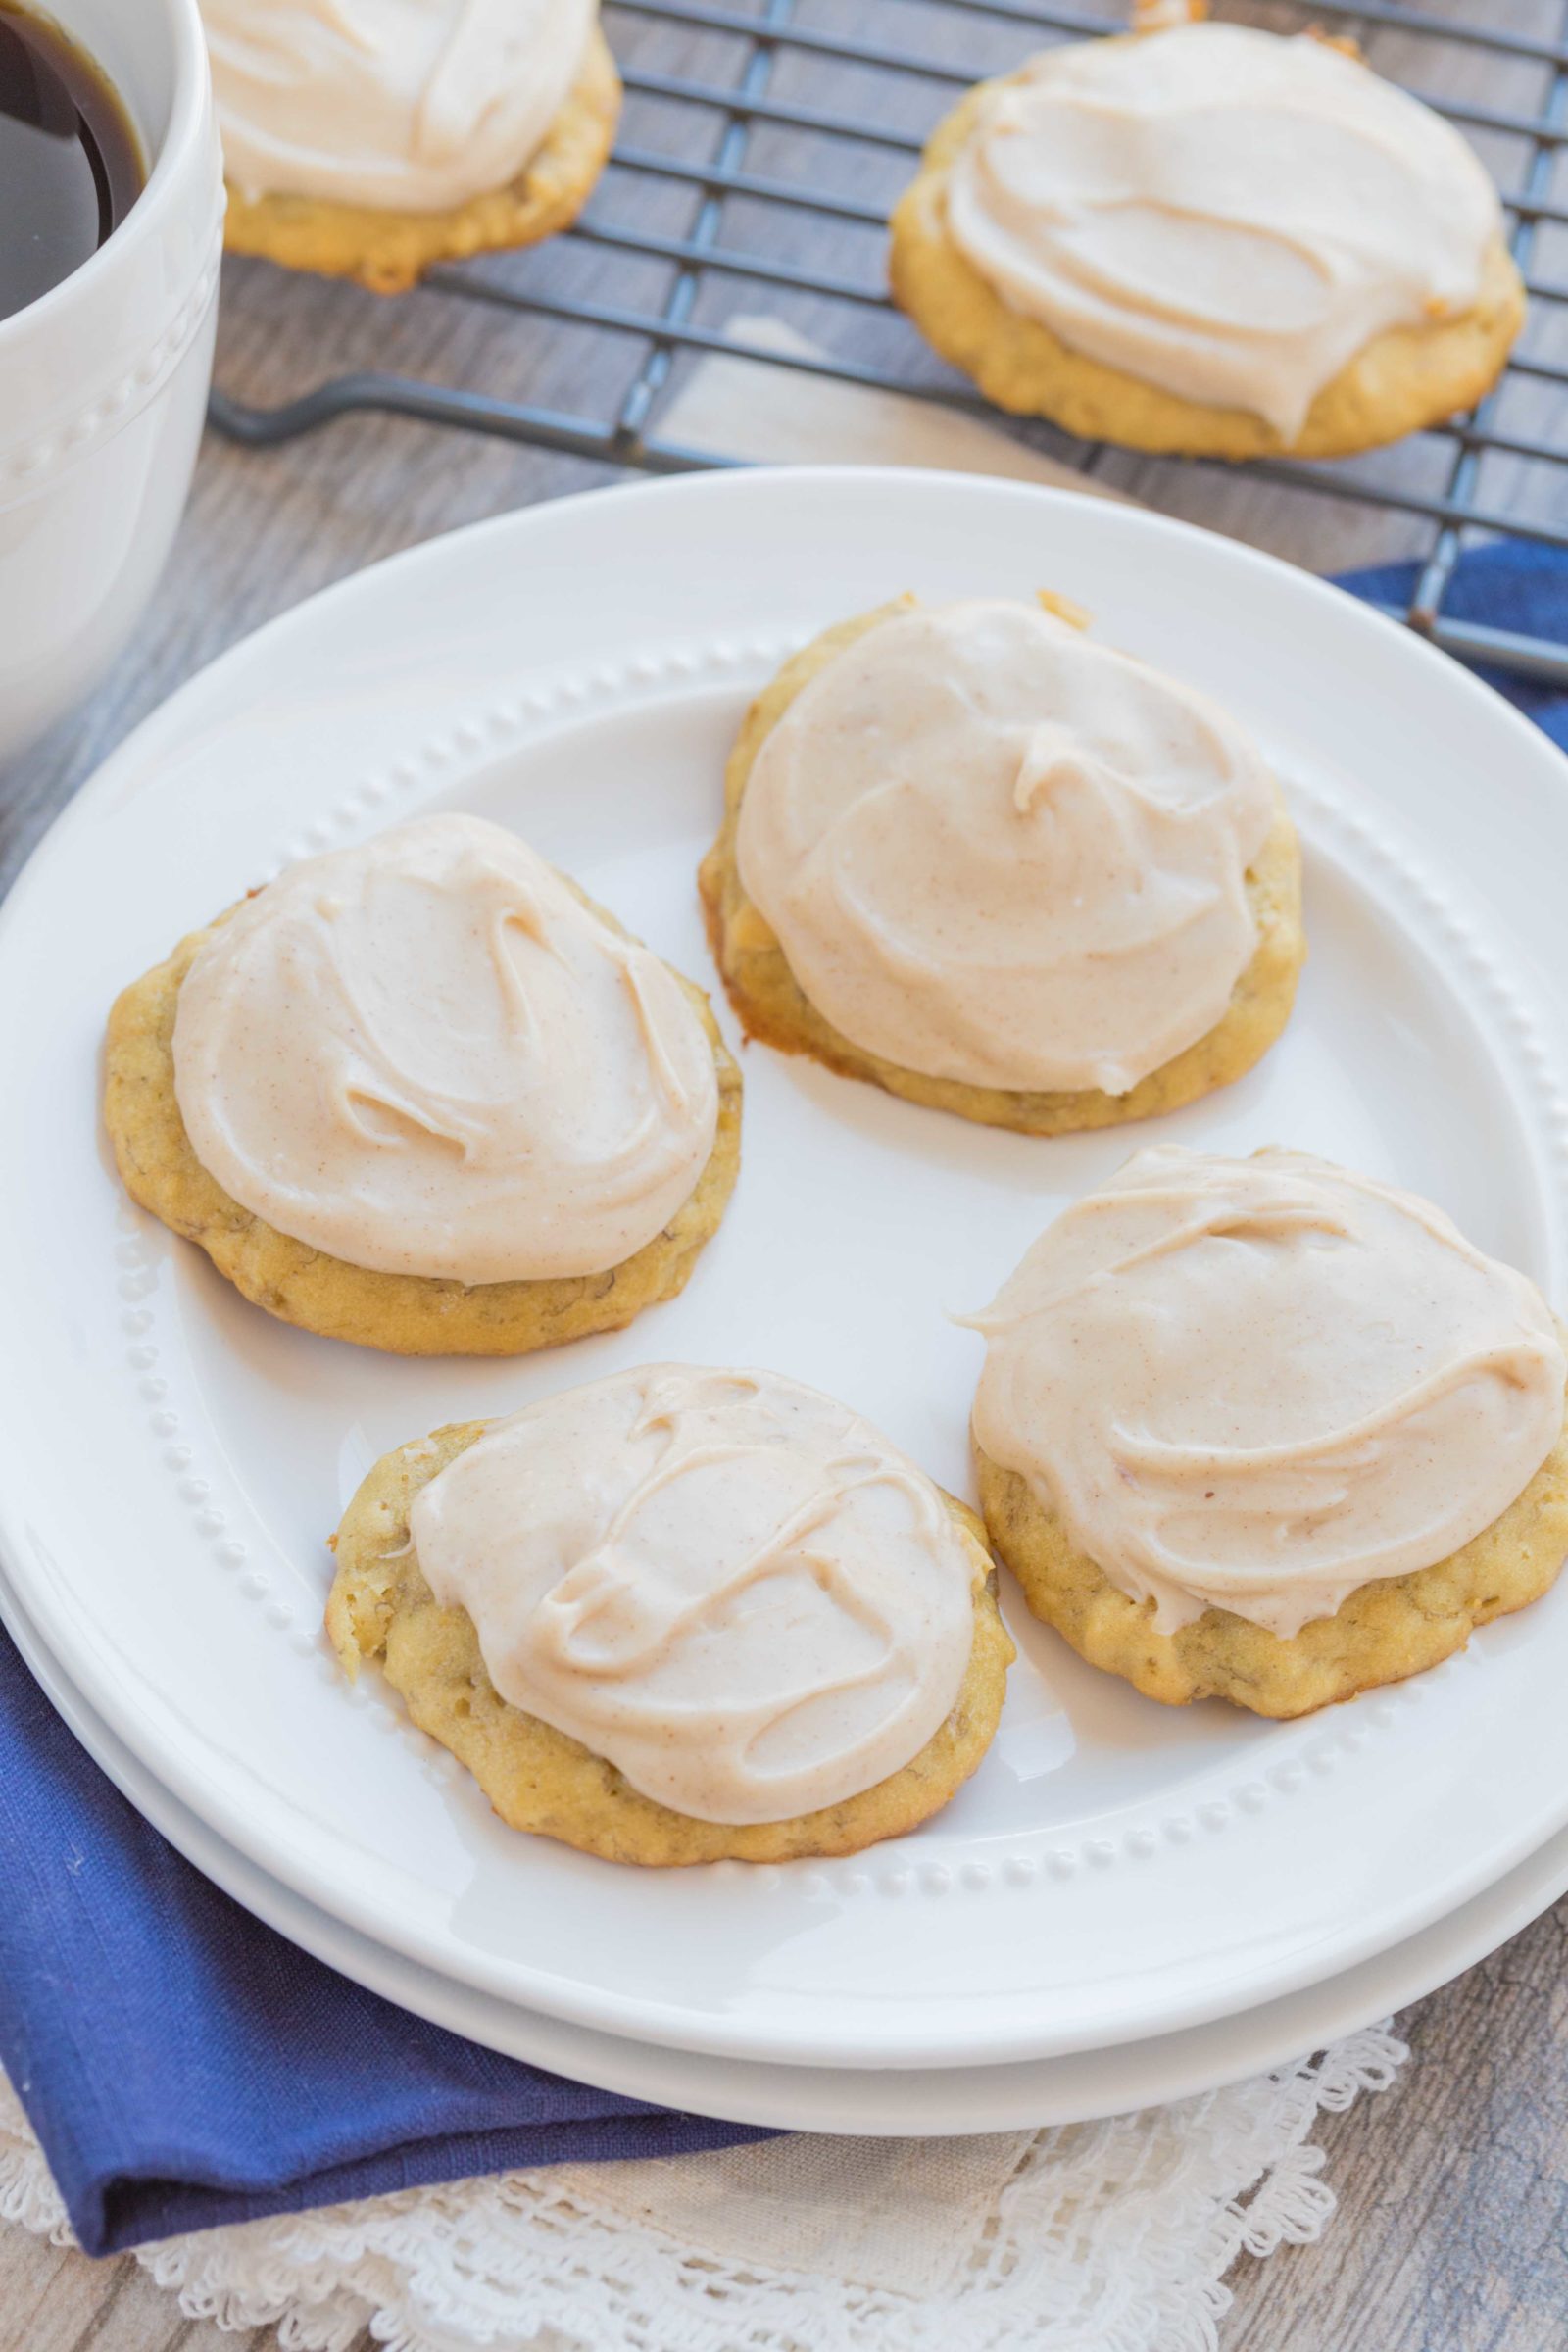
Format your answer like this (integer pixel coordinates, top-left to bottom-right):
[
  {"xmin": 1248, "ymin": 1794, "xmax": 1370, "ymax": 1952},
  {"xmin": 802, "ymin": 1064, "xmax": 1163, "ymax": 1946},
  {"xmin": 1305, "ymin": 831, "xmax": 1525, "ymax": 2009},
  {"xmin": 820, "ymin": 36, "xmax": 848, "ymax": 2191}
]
[{"xmin": 0, "ymin": 5, "xmax": 142, "ymax": 324}]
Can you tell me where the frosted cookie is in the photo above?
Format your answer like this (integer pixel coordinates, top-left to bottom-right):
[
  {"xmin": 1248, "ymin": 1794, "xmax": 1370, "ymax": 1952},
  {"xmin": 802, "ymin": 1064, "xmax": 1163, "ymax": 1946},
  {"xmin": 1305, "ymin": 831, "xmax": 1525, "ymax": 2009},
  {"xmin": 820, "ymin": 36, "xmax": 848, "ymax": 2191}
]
[
  {"xmin": 700, "ymin": 595, "xmax": 1303, "ymax": 1133},
  {"xmin": 105, "ymin": 813, "xmax": 740, "ymax": 1354},
  {"xmin": 889, "ymin": 24, "xmax": 1524, "ymax": 458},
  {"xmin": 326, "ymin": 1365, "xmax": 1014, "ymax": 1865},
  {"xmin": 969, "ymin": 1147, "xmax": 1568, "ymax": 1717},
  {"xmin": 204, "ymin": 1, "xmax": 620, "ymax": 292}
]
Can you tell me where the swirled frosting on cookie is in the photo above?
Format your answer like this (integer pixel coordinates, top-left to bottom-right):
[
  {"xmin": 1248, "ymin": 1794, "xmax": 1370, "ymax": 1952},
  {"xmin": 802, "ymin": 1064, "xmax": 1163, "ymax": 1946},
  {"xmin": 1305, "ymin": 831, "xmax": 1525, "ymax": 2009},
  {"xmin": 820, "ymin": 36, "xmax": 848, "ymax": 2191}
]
[
  {"xmin": 172, "ymin": 813, "xmax": 718, "ymax": 1285},
  {"xmin": 735, "ymin": 598, "xmax": 1278, "ymax": 1095},
  {"xmin": 945, "ymin": 24, "xmax": 1503, "ymax": 438},
  {"xmin": 970, "ymin": 1148, "xmax": 1566, "ymax": 1638},
  {"xmin": 409, "ymin": 1365, "xmax": 981, "ymax": 1823},
  {"xmin": 199, "ymin": 0, "xmax": 595, "ymax": 211}
]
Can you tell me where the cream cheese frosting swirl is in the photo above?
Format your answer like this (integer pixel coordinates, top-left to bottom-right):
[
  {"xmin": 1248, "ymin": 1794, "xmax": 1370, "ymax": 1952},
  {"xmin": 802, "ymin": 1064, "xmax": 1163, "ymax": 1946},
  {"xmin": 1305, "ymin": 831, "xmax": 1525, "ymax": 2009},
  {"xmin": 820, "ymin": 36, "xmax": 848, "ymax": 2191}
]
[
  {"xmin": 970, "ymin": 1148, "xmax": 1567, "ymax": 1639},
  {"xmin": 199, "ymin": 0, "xmax": 595, "ymax": 212},
  {"xmin": 409, "ymin": 1365, "xmax": 981, "ymax": 1824},
  {"xmin": 945, "ymin": 24, "xmax": 1504, "ymax": 438},
  {"xmin": 172, "ymin": 813, "xmax": 719, "ymax": 1286},
  {"xmin": 736, "ymin": 598, "xmax": 1278, "ymax": 1095}
]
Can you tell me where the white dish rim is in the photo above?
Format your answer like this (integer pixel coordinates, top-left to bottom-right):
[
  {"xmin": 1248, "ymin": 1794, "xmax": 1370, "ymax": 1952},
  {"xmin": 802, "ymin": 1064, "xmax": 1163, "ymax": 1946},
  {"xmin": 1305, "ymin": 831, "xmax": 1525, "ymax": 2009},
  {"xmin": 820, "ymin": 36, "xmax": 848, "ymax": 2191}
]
[
  {"xmin": 2, "ymin": 467, "xmax": 1567, "ymax": 2069},
  {"xmin": 6, "ymin": 1557, "xmax": 1563, "ymax": 2138}
]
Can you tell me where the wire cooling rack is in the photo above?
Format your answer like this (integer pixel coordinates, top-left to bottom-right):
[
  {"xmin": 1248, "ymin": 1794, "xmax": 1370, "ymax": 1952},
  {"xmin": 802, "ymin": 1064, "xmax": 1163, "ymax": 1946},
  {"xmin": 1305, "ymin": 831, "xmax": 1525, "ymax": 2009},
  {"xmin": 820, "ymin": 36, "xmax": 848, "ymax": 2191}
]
[{"xmin": 210, "ymin": 0, "xmax": 1568, "ymax": 682}]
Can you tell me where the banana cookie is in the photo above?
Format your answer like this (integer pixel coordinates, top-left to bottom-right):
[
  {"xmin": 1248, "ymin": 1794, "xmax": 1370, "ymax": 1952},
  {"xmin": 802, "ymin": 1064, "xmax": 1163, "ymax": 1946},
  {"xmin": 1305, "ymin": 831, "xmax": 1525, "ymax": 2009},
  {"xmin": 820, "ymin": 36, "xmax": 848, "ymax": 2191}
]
[
  {"xmin": 105, "ymin": 813, "xmax": 741, "ymax": 1354},
  {"xmin": 701, "ymin": 594, "xmax": 1303, "ymax": 1133},
  {"xmin": 969, "ymin": 1146, "xmax": 1568, "ymax": 1717},
  {"xmin": 889, "ymin": 22, "xmax": 1523, "ymax": 458},
  {"xmin": 326, "ymin": 1364, "xmax": 1014, "ymax": 1865},
  {"xmin": 204, "ymin": 0, "xmax": 619, "ymax": 292}
]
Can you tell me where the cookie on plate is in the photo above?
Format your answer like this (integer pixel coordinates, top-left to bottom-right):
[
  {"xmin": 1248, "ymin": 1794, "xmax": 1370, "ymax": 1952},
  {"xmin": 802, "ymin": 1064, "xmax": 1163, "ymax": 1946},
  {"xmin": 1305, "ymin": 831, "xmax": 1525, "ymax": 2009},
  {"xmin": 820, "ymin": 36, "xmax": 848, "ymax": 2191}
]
[
  {"xmin": 889, "ymin": 22, "xmax": 1524, "ymax": 458},
  {"xmin": 326, "ymin": 1364, "xmax": 1014, "ymax": 1865},
  {"xmin": 701, "ymin": 594, "xmax": 1303, "ymax": 1133},
  {"xmin": 105, "ymin": 813, "xmax": 740, "ymax": 1354},
  {"xmin": 204, "ymin": 0, "xmax": 620, "ymax": 293},
  {"xmin": 969, "ymin": 1146, "xmax": 1568, "ymax": 1717}
]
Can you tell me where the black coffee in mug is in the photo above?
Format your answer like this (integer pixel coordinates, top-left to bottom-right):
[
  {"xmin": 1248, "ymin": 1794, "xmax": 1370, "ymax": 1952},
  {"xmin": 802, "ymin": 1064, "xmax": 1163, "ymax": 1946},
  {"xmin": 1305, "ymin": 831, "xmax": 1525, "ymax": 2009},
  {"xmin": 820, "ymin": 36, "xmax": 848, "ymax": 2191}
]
[{"xmin": 0, "ymin": 4, "xmax": 143, "ymax": 325}]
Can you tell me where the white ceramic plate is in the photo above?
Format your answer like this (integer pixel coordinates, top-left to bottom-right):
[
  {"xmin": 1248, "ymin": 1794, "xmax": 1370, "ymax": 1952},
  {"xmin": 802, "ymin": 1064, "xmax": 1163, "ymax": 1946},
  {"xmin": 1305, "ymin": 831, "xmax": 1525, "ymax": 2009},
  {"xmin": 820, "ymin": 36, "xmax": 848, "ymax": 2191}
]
[
  {"xmin": 2, "ymin": 470, "xmax": 1567, "ymax": 2071},
  {"xmin": 8, "ymin": 1554, "xmax": 1567, "ymax": 2135}
]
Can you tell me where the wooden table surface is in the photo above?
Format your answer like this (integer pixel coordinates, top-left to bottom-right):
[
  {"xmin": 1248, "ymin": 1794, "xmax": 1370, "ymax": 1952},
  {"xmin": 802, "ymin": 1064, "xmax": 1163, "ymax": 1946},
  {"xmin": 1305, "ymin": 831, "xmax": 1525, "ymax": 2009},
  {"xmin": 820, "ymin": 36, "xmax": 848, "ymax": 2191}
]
[{"xmin": 4, "ymin": 4, "xmax": 1568, "ymax": 2345}]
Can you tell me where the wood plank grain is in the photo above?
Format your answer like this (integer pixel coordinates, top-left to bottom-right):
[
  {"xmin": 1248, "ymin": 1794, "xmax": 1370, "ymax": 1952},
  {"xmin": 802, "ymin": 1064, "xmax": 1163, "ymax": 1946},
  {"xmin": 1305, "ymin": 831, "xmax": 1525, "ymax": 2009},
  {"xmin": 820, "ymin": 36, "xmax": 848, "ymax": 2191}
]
[
  {"xmin": 2, "ymin": 6, "xmax": 1566, "ymax": 2349},
  {"xmin": 1227, "ymin": 1895, "xmax": 1568, "ymax": 2350}
]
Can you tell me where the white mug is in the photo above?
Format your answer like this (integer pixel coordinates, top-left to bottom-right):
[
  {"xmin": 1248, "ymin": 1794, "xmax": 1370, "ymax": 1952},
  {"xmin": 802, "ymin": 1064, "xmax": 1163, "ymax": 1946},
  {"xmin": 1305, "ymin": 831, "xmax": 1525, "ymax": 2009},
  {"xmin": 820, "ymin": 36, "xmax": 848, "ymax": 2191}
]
[{"xmin": 0, "ymin": 0, "xmax": 223, "ymax": 764}]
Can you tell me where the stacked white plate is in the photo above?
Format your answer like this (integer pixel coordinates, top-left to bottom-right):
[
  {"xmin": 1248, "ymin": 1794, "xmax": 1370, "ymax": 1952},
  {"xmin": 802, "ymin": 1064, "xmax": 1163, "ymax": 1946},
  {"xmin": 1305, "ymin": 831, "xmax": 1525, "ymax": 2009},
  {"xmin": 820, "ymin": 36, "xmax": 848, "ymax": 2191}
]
[{"xmin": 4, "ymin": 470, "xmax": 1568, "ymax": 2134}]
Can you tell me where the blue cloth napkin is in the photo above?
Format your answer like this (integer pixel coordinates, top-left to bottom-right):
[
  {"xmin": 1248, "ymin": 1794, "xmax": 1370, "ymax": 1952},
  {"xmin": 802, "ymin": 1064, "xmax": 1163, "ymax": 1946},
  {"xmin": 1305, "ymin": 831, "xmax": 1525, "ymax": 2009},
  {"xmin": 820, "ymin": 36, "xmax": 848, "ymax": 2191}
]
[
  {"xmin": 3, "ymin": 541, "xmax": 1565, "ymax": 2263},
  {"xmin": 0, "ymin": 1622, "xmax": 772, "ymax": 2255},
  {"xmin": 1346, "ymin": 542, "xmax": 1568, "ymax": 752}
]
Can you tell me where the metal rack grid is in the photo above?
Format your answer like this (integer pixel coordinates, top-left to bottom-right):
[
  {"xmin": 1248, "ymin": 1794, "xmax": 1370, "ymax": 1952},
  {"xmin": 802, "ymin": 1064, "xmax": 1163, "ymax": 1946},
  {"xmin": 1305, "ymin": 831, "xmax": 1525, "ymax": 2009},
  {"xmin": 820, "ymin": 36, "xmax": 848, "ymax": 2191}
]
[{"xmin": 210, "ymin": 0, "xmax": 1568, "ymax": 682}]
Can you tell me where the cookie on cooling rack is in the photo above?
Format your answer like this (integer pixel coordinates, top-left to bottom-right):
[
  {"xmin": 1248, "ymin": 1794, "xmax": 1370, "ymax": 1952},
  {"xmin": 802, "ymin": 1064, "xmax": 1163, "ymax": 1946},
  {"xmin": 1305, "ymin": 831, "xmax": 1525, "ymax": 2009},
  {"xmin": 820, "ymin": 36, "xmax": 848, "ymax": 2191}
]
[
  {"xmin": 888, "ymin": 21, "xmax": 1524, "ymax": 459},
  {"xmin": 105, "ymin": 813, "xmax": 740, "ymax": 1354},
  {"xmin": 700, "ymin": 592, "xmax": 1303, "ymax": 1133},
  {"xmin": 204, "ymin": 0, "xmax": 620, "ymax": 293},
  {"xmin": 969, "ymin": 1145, "xmax": 1568, "ymax": 1718},
  {"xmin": 325, "ymin": 1364, "xmax": 1014, "ymax": 1866}
]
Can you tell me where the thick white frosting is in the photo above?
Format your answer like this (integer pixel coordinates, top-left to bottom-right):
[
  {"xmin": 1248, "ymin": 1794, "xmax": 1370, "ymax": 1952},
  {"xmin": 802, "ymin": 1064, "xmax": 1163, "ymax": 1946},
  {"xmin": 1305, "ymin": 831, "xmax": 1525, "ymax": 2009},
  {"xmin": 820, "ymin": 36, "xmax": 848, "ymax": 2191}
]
[
  {"xmin": 970, "ymin": 1147, "xmax": 1566, "ymax": 1639},
  {"xmin": 172, "ymin": 813, "xmax": 719, "ymax": 1286},
  {"xmin": 736, "ymin": 598, "xmax": 1278, "ymax": 1095},
  {"xmin": 410, "ymin": 1365, "xmax": 982, "ymax": 1825},
  {"xmin": 199, "ymin": 0, "xmax": 595, "ymax": 211},
  {"xmin": 945, "ymin": 24, "xmax": 1503, "ymax": 438}
]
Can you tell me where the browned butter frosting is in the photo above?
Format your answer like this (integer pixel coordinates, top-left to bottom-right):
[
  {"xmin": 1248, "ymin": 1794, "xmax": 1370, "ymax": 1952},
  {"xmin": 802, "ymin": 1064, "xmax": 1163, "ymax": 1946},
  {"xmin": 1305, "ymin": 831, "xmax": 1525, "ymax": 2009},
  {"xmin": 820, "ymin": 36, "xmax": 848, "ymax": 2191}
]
[
  {"xmin": 200, "ymin": 0, "xmax": 595, "ymax": 212},
  {"xmin": 409, "ymin": 1365, "xmax": 981, "ymax": 1824},
  {"xmin": 172, "ymin": 813, "xmax": 719, "ymax": 1285},
  {"xmin": 944, "ymin": 24, "xmax": 1504, "ymax": 439},
  {"xmin": 969, "ymin": 1147, "xmax": 1566, "ymax": 1637},
  {"xmin": 735, "ymin": 597, "xmax": 1278, "ymax": 1094}
]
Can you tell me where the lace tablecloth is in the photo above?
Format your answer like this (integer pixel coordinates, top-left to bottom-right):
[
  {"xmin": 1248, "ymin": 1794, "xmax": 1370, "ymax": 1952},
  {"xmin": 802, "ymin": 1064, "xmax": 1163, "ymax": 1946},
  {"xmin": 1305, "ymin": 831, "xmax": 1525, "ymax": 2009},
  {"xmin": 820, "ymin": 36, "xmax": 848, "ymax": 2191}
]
[{"xmin": 0, "ymin": 2033, "xmax": 1403, "ymax": 2351}]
